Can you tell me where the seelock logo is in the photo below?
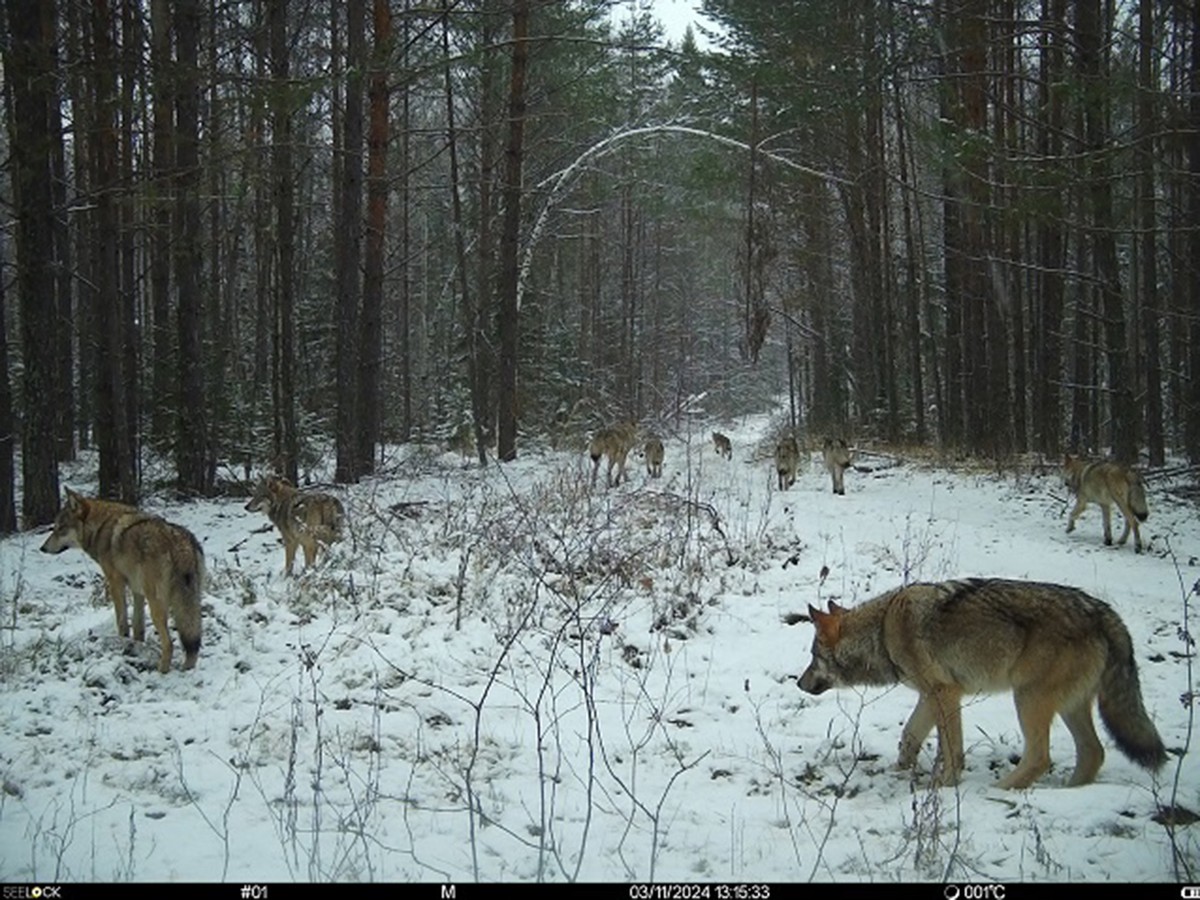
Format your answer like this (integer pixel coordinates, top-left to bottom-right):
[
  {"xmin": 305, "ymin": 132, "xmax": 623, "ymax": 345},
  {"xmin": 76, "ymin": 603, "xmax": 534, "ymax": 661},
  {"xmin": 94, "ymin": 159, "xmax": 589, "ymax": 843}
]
[{"xmin": 3, "ymin": 889, "xmax": 63, "ymax": 899}]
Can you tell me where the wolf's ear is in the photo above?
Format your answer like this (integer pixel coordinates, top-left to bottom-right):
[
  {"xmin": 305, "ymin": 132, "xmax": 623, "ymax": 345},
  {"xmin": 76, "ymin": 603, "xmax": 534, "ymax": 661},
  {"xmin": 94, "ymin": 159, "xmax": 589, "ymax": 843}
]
[
  {"xmin": 65, "ymin": 487, "xmax": 83, "ymax": 509},
  {"xmin": 808, "ymin": 604, "xmax": 842, "ymax": 644},
  {"xmin": 828, "ymin": 600, "xmax": 849, "ymax": 615}
]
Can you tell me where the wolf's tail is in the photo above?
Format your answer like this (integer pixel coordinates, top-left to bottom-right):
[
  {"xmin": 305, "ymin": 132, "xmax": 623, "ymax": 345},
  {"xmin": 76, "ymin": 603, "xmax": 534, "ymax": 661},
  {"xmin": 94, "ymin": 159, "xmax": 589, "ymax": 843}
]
[
  {"xmin": 1097, "ymin": 609, "xmax": 1166, "ymax": 771},
  {"xmin": 1128, "ymin": 472, "xmax": 1150, "ymax": 522},
  {"xmin": 173, "ymin": 530, "xmax": 205, "ymax": 670}
]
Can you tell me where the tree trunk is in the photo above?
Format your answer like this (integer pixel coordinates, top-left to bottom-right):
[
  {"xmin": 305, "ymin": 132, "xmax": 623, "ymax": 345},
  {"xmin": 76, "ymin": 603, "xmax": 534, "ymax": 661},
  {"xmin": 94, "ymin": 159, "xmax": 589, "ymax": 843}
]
[
  {"xmin": 0, "ymin": 227, "xmax": 16, "ymax": 533},
  {"xmin": 1078, "ymin": 0, "xmax": 1135, "ymax": 463},
  {"xmin": 1188, "ymin": 0, "xmax": 1200, "ymax": 462},
  {"xmin": 1138, "ymin": 0, "xmax": 1163, "ymax": 465},
  {"xmin": 150, "ymin": 0, "xmax": 175, "ymax": 453},
  {"xmin": 357, "ymin": 0, "xmax": 391, "ymax": 476},
  {"xmin": 92, "ymin": 0, "xmax": 136, "ymax": 502},
  {"xmin": 6, "ymin": 0, "xmax": 62, "ymax": 525},
  {"xmin": 174, "ymin": 0, "xmax": 208, "ymax": 495},
  {"xmin": 270, "ymin": 0, "xmax": 298, "ymax": 482},
  {"xmin": 334, "ymin": 0, "xmax": 365, "ymax": 483},
  {"xmin": 496, "ymin": 0, "xmax": 530, "ymax": 462},
  {"xmin": 1034, "ymin": 0, "xmax": 1066, "ymax": 456},
  {"xmin": 47, "ymin": 0, "xmax": 74, "ymax": 464}
]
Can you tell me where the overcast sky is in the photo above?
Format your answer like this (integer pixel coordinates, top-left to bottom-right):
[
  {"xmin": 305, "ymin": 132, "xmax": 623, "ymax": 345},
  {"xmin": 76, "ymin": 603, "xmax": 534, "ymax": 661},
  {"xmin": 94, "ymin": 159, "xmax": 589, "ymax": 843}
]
[{"xmin": 640, "ymin": 0, "xmax": 719, "ymax": 50}]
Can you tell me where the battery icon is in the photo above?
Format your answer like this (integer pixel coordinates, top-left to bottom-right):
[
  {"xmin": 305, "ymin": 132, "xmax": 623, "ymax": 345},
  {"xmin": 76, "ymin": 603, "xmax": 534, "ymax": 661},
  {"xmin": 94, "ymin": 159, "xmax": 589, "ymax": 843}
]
[{"xmin": 1181, "ymin": 887, "xmax": 1200, "ymax": 899}]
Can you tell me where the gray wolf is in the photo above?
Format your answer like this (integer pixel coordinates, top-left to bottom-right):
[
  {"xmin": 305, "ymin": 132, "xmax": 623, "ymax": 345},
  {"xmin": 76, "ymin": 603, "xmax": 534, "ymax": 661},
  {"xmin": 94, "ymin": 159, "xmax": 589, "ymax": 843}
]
[
  {"xmin": 40, "ymin": 488, "xmax": 205, "ymax": 673},
  {"xmin": 644, "ymin": 435, "xmax": 664, "ymax": 478},
  {"xmin": 798, "ymin": 578, "xmax": 1167, "ymax": 789},
  {"xmin": 712, "ymin": 432, "xmax": 732, "ymax": 460},
  {"xmin": 246, "ymin": 475, "xmax": 346, "ymax": 574},
  {"xmin": 1063, "ymin": 454, "xmax": 1149, "ymax": 553},
  {"xmin": 589, "ymin": 421, "xmax": 638, "ymax": 487},
  {"xmin": 822, "ymin": 436, "xmax": 851, "ymax": 495},
  {"xmin": 774, "ymin": 435, "xmax": 800, "ymax": 490}
]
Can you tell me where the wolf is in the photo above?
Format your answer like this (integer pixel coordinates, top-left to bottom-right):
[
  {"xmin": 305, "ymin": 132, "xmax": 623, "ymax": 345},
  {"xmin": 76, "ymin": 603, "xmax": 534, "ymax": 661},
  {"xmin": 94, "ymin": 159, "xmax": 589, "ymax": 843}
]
[
  {"xmin": 1063, "ymin": 454, "xmax": 1149, "ymax": 553},
  {"xmin": 822, "ymin": 436, "xmax": 851, "ymax": 495},
  {"xmin": 712, "ymin": 432, "xmax": 732, "ymax": 460},
  {"xmin": 644, "ymin": 435, "xmax": 665, "ymax": 478},
  {"xmin": 589, "ymin": 421, "xmax": 638, "ymax": 488},
  {"xmin": 40, "ymin": 488, "xmax": 205, "ymax": 673},
  {"xmin": 798, "ymin": 578, "xmax": 1167, "ymax": 789},
  {"xmin": 774, "ymin": 435, "xmax": 800, "ymax": 490},
  {"xmin": 245, "ymin": 475, "xmax": 346, "ymax": 575}
]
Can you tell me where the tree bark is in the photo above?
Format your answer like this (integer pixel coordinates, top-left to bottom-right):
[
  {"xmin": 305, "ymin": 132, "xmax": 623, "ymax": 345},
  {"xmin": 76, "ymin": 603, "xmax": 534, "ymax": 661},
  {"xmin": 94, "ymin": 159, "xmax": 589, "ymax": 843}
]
[
  {"xmin": 174, "ymin": 0, "xmax": 208, "ymax": 494},
  {"xmin": 270, "ymin": 0, "xmax": 298, "ymax": 482},
  {"xmin": 357, "ymin": 0, "xmax": 391, "ymax": 476},
  {"xmin": 5, "ymin": 0, "xmax": 62, "ymax": 525},
  {"xmin": 335, "ymin": 0, "xmax": 365, "ymax": 483},
  {"xmin": 496, "ymin": 0, "xmax": 530, "ymax": 462}
]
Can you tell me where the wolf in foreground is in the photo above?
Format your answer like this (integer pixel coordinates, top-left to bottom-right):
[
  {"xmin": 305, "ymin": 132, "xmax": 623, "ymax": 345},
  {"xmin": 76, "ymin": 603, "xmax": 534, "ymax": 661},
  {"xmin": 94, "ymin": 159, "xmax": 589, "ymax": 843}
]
[
  {"xmin": 589, "ymin": 421, "xmax": 638, "ymax": 488},
  {"xmin": 774, "ymin": 435, "xmax": 800, "ymax": 490},
  {"xmin": 822, "ymin": 436, "xmax": 851, "ymax": 495},
  {"xmin": 40, "ymin": 488, "xmax": 205, "ymax": 673},
  {"xmin": 245, "ymin": 475, "xmax": 346, "ymax": 575},
  {"xmin": 1063, "ymin": 454, "xmax": 1149, "ymax": 553},
  {"xmin": 798, "ymin": 578, "xmax": 1167, "ymax": 789}
]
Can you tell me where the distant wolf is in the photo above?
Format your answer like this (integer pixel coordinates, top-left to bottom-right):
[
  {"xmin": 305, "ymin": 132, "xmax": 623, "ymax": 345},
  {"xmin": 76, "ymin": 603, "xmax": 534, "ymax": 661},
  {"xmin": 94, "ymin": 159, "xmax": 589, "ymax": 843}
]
[
  {"xmin": 774, "ymin": 435, "xmax": 800, "ymax": 490},
  {"xmin": 447, "ymin": 421, "xmax": 474, "ymax": 458},
  {"xmin": 39, "ymin": 488, "xmax": 205, "ymax": 673},
  {"xmin": 1063, "ymin": 454, "xmax": 1149, "ymax": 553},
  {"xmin": 712, "ymin": 432, "xmax": 732, "ymax": 460},
  {"xmin": 589, "ymin": 421, "xmax": 638, "ymax": 488},
  {"xmin": 798, "ymin": 578, "xmax": 1167, "ymax": 789},
  {"xmin": 245, "ymin": 475, "xmax": 346, "ymax": 575},
  {"xmin": 822, "ymin": 436, "xmax": 851, "ymax": 495},
  {"xmin": 644, "ymin": 435, "xmax": 665, "ymax": 478}
]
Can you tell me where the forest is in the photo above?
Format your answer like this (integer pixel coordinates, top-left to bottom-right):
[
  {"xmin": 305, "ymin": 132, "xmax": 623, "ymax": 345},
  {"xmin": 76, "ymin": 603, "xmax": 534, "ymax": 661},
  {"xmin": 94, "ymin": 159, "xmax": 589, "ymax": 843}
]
[{"xmin": 3, "ymin": 0, "xmax": 1199, "ymax": 529}]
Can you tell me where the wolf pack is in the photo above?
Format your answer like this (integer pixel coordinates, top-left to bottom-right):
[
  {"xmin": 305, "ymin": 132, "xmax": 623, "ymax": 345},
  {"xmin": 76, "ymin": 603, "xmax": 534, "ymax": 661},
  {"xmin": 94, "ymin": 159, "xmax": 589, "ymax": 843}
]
[{"xmin": 38, "ymin": 422, "xmax": 1168, "ymax": 791}]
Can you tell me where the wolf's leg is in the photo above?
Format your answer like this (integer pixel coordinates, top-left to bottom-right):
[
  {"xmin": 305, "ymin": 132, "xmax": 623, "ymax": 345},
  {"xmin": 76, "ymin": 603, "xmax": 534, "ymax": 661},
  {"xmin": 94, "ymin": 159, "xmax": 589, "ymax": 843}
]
[
  {"xmin": 1060, "ymin": 703, "xmax": 1104, "ymax": 786},
  {"xmin": 1100, "ymin": 504, "xmax": 1113, "ymax": 545},
  {"xmin": 131, "ymin": 592, "xmax": 146, "ymax": 643},
  {"xmin": 898, "ymin": 694, "xmax": 937, "ymax": 770},
  {"xmin": 1115, "ymin": 501, "xmax": 1142, "ymax": 552},
  {"xmin": 997, "ymin": 687, "xmax": 1054, "ymax": 789},
  {"xmin": 145, "ymin": 589, "xmax": 173, "ymax": 674},
  {"xmin": 1066, "ymin": 498, "xmax": 1087, "ymax": 534},
  {"xmin": 283, "ymin": 538, "xmax": 297, "ymax": 576},
  {"xmin": 103, "ymin": 568, "xmax": 130, "ymax": 638},
  {"xmin": 929, "ymin": 685, "xmax": 965, "ymax": 786}
]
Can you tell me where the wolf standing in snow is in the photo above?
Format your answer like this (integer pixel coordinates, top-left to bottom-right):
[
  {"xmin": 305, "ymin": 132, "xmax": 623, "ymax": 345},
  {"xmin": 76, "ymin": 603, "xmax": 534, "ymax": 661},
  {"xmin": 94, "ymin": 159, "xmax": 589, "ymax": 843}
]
[
  {"xmin": 40, "ymin": 488, "xmax": 205, "ymax": 673},
  {"xmin": 643, "ymin": 435, "xmax": 665, "ymax": 478},
  {"xmin": 1063, "ymin": 454, "xmax": 1149, "ymax": 553},
  {"xmin": 798, "ymin": 578, "xmax": 1167, "ymax": 789},
  {"xmin": 246, "ymin": 475, "xmax": 346, "ymax": 575},
  {"xmin": 774, "ymin": 435, "xmax": 800, "ymax": 490},
  {"xmin": 589, "ymin": 421, "xmax": 638, "ymax": 488},
  {"xmin": 822, "ymin": 436, "xmax": 851, "ymax": 495}
]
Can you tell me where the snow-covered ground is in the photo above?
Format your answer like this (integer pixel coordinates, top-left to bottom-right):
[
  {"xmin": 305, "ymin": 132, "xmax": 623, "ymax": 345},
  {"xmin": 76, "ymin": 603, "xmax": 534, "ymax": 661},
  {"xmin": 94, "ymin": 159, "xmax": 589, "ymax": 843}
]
[{"xmin": 1, "ymin": 412, "xmax": 1196, "ymax": 883}]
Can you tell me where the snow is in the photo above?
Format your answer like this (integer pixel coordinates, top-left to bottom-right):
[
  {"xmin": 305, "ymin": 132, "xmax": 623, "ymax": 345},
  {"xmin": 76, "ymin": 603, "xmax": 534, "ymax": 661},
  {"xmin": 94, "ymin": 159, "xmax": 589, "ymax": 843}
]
[{"xmin": 0, "ymin": 411, "xmax": 1196, "ymax": 884}]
